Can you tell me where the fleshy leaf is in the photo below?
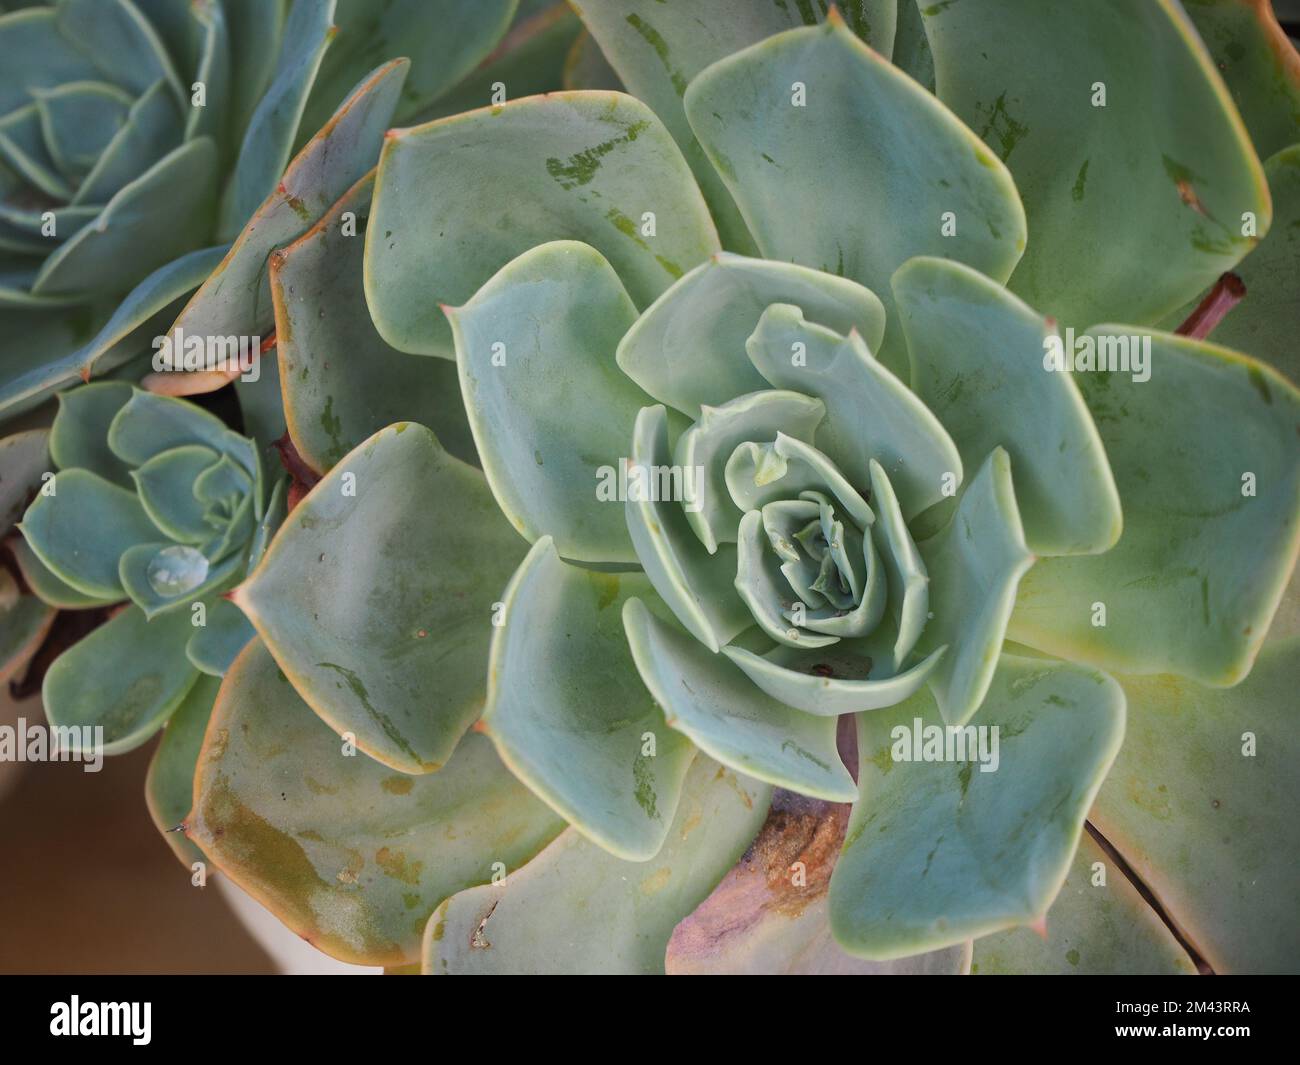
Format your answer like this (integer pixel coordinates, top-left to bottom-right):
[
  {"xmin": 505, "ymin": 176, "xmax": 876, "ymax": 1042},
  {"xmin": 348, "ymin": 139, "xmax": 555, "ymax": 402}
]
[
  {"xmin": 20, "ymin": 469, "xmax": 158, "ymax": 600},
  {"xmin": 721, "ymin": 639, "xmax": 945, "ymax": 717},
  {"xmin": 365, "ymin": 91, "xmax": 719, "ymax": 358},
  {"xmin": 156, "ymin": 58, "xmax": 410, "ymax": 386},
  {"xmin": 0, "ymin": 570, "xmax": 54, "ymax": 685},
  {"xmin": 1182, "ymin": 0, "xmax": 1300, "ymax": 166},
  {"xmin": 627, "ymin": 405, "xmax": 751, "ymax": 652},
  {"xmin": 188, "ymin": 637, "xmax": 564, "ymax": 966},
  {"xmin": 1091, "ymin": 637, "xmax": 1300, "ymax": 974},
  {"xmin": 130, "ymin": 444, "xmax": 222, "ymax": 543},
  {"xmin": 684, "ymin": 12, "xmax": 1026, "ymax": 374},
  {"xmin": 43, "ymin": 605, "xmax": 200, "ymax": 754},
  {"xmin": 917, "ymin": 448, "xmax": 1034, "ymax": 726},
  {"xmin": 48, "ymin": 381, "xmax": 134, "ymax": 487},
  {"xmin": 32, "ymin": 137, "xmax": 218, "ymax": 300},
  {"xmin": 624, "ymin": 598, "xmax": 856, "ymax": 802},
  {"xmin": 446, "ymin": 241, "xmax": 646, "ymax": 563},
  {"xmin": 894, "ymin": 256, "xmax": 1121, "ymax": 556},
  {"xmin": 299, "ymin": 0, "xmax": 516, "ymax": 135},
  {"xmin": 1200, "ymin": 145, "xmax": 1300, "ymax": 385},
  {"xmin": 107, "ymin": 389, "xmax": 256, "ymax": 479},
  {"xmin": 482, "ymin": 537, "xmax": 696, "ymax": 861},
  {"xmin": 616, "ymin": 253, "xmax": 885, "ymax": 420},
  {"xmin": 747, "ymin": 303, "xmax": 962, "ymax": 520},
  {"xmin": 1009, "ymin": 329, "xmax": 1300, "ymax": 686},
  {"xmin": 829, "ymin": 653, "xmax": 1125, "ymax": 960},
  {"xmin": 271, "ymin": 171, "xmax": 476, "ymax": 473},
  {"xmin": 185, "ymin": 597, "xmax": 255, "ymax": 677},
  {"xmin": 10, "ymin": 535, "xmax": 113, "ymax": 610},
  {"xmin": 924, "ymin": 0, "xmax": 1269, "ymax": 329},
  {"xmin": 0, "ymin": 244, "xmax": 227, "ymax": 416},
  {"xmin": 423, "ymin": 756, "xmax": 771, "ymax": 975},
  {"xmin": 216, "ymin": 0, "xmax": 336, "ymax": 236},
  {"xmin": 145, "ymin": 673, "xmax": 222, "ymax": 868},
  {"xmin": 970, "ymin": 833, "xmax": 1196, "ymax": 975},
  {"xmin": 0, "ymin": 428, "xmax": 50, "ymax": 529},
  {"xmin": 573, "ymin": 0, "xmax": 897, "ymax": 252},
  {"xmin": 234, "ymin": 423, "xmax": 528, "ymax": 774},
  {"xmin": 674, "ymin": 388, "xmax": 826, "ymax": 554}
]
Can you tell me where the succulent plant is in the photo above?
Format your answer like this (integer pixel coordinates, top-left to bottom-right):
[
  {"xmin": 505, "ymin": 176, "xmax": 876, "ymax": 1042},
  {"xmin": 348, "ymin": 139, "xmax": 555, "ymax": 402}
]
[
  {"xmin": 17, "ymin": 385, "xmax": 278, "ymax": 719},
  {"xmin": 4, "ymin": 0, "xmax": 1300, "ymax": 977},
  {"xmin": 0, "ymin": 0, "xmax": 562, "ymax": 415}
]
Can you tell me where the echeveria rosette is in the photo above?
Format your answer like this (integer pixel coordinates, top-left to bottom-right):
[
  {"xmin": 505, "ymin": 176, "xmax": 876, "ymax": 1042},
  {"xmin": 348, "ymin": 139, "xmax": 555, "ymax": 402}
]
[
  {"xmin": 196, "ymin": 3, "xmax": 1300, "ymax": 973},
  {"xmin": 0, "ymin": 0, "xmax": 541, "ymax": 416},
  {"xmin": 14, "ymin": 382, "xmax": 284, "ymax": 856}
]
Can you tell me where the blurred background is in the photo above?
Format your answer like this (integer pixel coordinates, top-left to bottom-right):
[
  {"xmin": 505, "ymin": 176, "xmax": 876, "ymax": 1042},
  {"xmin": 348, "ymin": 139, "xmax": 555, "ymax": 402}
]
[{"xmin": 0, "ymin": 688, "xmax": 284, "ymax": 974}]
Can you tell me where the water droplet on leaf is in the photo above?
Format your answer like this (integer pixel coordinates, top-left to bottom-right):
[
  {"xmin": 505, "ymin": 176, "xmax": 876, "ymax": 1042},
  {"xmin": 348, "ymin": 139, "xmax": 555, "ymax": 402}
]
[{"xmin": 147, "ymin": 545, "xmax": 210, "ymax": 597}]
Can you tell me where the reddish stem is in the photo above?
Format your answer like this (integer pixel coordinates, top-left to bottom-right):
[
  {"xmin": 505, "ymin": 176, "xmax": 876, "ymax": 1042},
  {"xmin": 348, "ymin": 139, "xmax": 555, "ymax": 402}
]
[
  {"xmin": 271, "ymin": 432, "xmax": 321, "ymax": 512},
  {"xmin": 1176, "ymin": 272, "xmax": 1245, "ymax": 340}
]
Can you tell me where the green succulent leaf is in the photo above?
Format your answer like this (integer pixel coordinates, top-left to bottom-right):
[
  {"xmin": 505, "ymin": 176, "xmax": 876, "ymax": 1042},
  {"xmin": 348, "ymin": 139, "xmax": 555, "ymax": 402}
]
[
  {"xmin": 42, "ymin": 604, "xmax": 200, "ymax": 754},
  {"xmin": 0, "ymin": 568, "xmax": 54, "ymax": 684},
  {"xmin": 271, "ymin": 172, "xmax": 476, "ymax": 473},
  {"xmin": 49, "ymin": 380, "xmax": 133, "ymax": 487},
  {"xmin": 829, "ymin": 652, "xmax": 1125, "ymax": 960},
  {"xmin": 894, "ymin": 256, "xmax": 1122, "ymax": 556},
  {"xmin": 418, "ymin": 4, "xmax": 584, "ymax": 123},
  {"xmin": 446, "ymin": 240, "xmax": 647, "ymax": 563},
  {"xmin": 144, "ymin": 672, "xmax": 222, "ymax": 868},
  {"xmin": 618, "ymin": 253, "xmax": 884, "ymax": 421},
  {"xmin": 185, "ymin": 597, "xmax": 255, "ymax": 678},
  {"xmin": 10, "ymin": 534, "xmax": 112, "ymax": 610},
  {"xmin": 891, "ymin": 0, "xmax": 934, "ymax": 91},
  {"xmin": 32, "ymin": 137, "xmax": 218, "ymax": 299},
  {"xmin": 573, "ymin": 0, "xmax": 897, "ymax": 253},
  {"xmin": 216, "ymin": 0, "xmax": 336, "ymax": 237},
  {"xmin": 365, "ymin": 91, "xmax": 720, "ymax": 358},
  {"xmin": 130, "ymin": 444, "xmax": 223, "ymax": 543},
  {"xmin": 1091, "ymin": 637, "xmax": 1300, "ymax": 974},
  {"xmin": 1009, "ymin": 329, "xmax": 1300, "ymax": 686},
  {"xmin": 627, "ymin": 404, "xmax": 751, "ymax": 652},
  {"xmin": 624, "ymin": 597, "xmax": 856, "ymax": 802},
  {"xmin": 721, "ymin": 638, "xmax": 945, "ymax": 717},
  {"xmin": 55, "ymin": 0, "xmax": 184, "ymax": 102},
  {"xmin": 33, "ymin": 80, "xmax": 133, "ymax": 178},
  {"xmin": 73, "ymin": 79, "xmax": 180, "ymax": 203},
  {"xmin": 0, "ymin": 428, "xmax": 49, "ymax": 529},
  {"xmin": 684, "ymin": 12, "xmax": 1026, "ymax": 375},
  {"xmin": 482, "ymin": 536, "xmax": 696, "ymax": 862},
  {"xmin": 925, "ymin": 0, "xmax": 1269, "ymax": 329},
  {"xmin": 160, "ymin": 57, "xmax": 410, "ymax": 373},
  {"xmin": 188, "ymin": 637, "xmax": 565, "ymax": 967},
  {"xmin": 970, "ymin": 833, "xmax": 1197, "ymax": 975},
  {"xmin": 299, "ymin": 0, "xmax": 517, "ymax": 137},
  {"xmin": 234, "ymin": 422, "xmax": 527, "ymax": 774},
  {"xmin": 1184, "ymin": 0, "xmax": 1300, "ymax": 162},
  {"xmin": 181, "ymin": 0, "xmax": 230, "ymax": 148},
  {"xmin": 0, "ymin": 8, "xmax": 101, "ymax": 114},
  {"xmin": 674, "ymin": 388, "xmax": 826, "ymax": 555},
  {"xmin": 106, "ymin": 389, "xmax": 256, "ymax": 481},
  {"xmin": 915, "ymin": 448, "xmax": 1033, "ymax": 726},
  {"xmin": 20, "ymin": 468, "xmax": 158, "ymax": 600},
  {"xmin": 1199, "ymin": 145, "xmax": 1300, "ymax": 385},
  {"xmin": 747, "ymin": 303, "xmax": 962, "ymax": 521},
  {"xmin": 0, "ymin": 243, "xmax": 227, "ymax": 415},
  {"xmin": 220, "ymin": 0, "xmax": 287, "ymax": 147},
  {"xmin": 423, "ymin": 755, "xmax": 771, "ymax": 975}
]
